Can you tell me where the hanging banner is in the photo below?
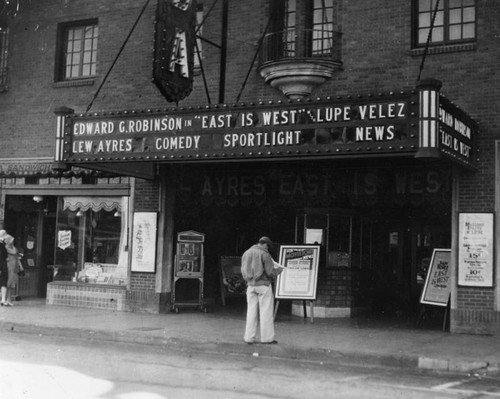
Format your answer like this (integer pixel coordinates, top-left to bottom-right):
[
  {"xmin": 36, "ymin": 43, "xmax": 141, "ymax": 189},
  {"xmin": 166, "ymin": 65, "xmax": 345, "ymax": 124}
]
[
  {"xmin": 275, "ymin": 245, "xmax": 320, "ymax": 300},
  {"xmin": 131, "ymin": 212, "xmax": 158, "ymax": 273},
  {"xmin": 458, "ymin": 213, "xmax": 494, "ymax": 287},
  {"xmin": 420, "ymin": 248, "xmax": 451, "ymax": 307}
]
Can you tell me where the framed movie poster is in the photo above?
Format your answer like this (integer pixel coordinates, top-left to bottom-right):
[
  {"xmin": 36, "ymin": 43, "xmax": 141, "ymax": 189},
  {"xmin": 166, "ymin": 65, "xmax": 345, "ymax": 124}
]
[
  {"xmin": 275, "ymin": 245, "xmax": 320, "ymax": 300},
  {"xmin": 458, "ymin": 213, "xmax": 494, "ymax": 287},
  {"xmin": 174, "ymin": 231, "xmax": 205, "ymax": 278},
  {"xmin": 131, "ymin": 212, "xmax": 157, "ymax": 273},
  {"xmin": 420, "ymin": 249, "xmax": 451, "ymax": 307}
]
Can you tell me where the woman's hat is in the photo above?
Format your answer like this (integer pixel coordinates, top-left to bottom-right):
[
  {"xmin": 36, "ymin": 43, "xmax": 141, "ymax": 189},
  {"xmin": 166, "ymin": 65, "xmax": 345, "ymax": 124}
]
[{"xmin": 4, "ymin": 234, "xmax": 14, "ymax": 245}]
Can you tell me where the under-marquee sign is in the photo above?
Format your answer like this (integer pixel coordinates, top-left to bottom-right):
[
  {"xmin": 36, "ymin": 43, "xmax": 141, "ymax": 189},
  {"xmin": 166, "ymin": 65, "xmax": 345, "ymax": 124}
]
[{"xmin": 54, "ymin": 85, "xmax": 477, "ymax": 169}]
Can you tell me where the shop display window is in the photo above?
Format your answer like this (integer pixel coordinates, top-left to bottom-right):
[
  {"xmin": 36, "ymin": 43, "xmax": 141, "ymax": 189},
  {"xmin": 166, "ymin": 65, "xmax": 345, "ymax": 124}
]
[{"xmin": 53, "ymin": 196, "xmax": 129, "ymax": 285}]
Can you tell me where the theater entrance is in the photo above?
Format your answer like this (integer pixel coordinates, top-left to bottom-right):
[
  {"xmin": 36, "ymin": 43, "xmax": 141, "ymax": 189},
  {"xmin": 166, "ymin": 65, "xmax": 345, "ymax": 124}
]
[{"xmin": 172, "ymin": 161, "xmax": 452, "ymax": 322}]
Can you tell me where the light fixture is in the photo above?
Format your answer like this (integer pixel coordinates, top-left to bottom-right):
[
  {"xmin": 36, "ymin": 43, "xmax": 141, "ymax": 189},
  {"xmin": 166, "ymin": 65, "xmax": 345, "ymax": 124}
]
[
  {"xmin": 113, "ymin": 210, "xmax": 121, "ymax": 217},
  {"xmin": 33, "ymin": 195, "xmax": 44, "ymax": 203},
  {"xmin": 76, "ymin": 210, "xmax": 84, "ymax": 217},
  {"xmin": 415, "ymin": 78, "xmax": 442, "ymax": 159}
]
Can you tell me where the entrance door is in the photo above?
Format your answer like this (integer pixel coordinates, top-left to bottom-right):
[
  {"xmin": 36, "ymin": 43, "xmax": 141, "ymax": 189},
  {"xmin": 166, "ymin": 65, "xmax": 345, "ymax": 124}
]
[{"xmin": 4, "ymin": 195, "xmax": 57, "ymax": 298}]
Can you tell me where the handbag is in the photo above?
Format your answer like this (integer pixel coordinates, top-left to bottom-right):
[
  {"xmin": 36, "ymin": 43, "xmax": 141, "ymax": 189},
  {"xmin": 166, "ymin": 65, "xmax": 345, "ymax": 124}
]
[{"xmin": 17, "ymin": 258, "xmax": 25, "ymax": 276}]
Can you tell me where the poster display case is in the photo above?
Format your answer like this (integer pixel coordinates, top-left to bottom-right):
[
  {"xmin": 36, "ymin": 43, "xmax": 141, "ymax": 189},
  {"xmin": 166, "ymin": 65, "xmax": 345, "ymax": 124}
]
[{"xmin": 172, "ymin": 231, "xmax": 206, "ymax": 312}]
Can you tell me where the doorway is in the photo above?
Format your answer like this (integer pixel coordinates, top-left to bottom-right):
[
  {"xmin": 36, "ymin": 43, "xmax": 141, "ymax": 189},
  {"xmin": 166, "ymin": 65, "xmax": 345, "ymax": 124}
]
[{"xmin": 4, "ymin": 195, "xmax": 57, "ymax": 298}]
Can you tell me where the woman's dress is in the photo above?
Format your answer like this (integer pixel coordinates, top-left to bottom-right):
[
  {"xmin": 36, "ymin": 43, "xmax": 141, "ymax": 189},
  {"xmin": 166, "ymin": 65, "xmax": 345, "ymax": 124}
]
[{"xmin": 6, "ymin": 246, "xmax": 20, "ymax": 289}]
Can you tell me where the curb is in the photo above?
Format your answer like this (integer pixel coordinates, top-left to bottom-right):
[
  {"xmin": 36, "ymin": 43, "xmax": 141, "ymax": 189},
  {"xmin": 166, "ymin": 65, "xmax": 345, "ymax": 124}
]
[
  {"xmin": 0, "ymin": 320, "xmax": 418, "ymax": 370},
  {"xmin": 1, "ymin": 320, "xmax": 495, "ymax": 374}
]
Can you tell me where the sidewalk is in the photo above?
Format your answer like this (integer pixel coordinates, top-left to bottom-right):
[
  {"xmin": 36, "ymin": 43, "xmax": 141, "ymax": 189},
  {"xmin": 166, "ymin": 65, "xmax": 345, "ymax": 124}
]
[{"xmin": 1, "ymin": 298, "xmax": 499, "ymax": 374}]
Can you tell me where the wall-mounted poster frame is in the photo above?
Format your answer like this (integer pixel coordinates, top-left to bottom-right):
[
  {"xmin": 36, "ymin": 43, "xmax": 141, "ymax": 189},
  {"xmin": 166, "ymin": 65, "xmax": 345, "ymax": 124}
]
[
  {"xmin": 458, "ymin": 213, "xmax": 494, "ymax": 287},
  {"xmin": 275, "ymin": 245, "xmax": 320, "ymax": 300},
  {"xmin": 420, "ymin": 249, "xmax": 451, "ymax": 307},
  {"xmin": 131, "ymin": 212, "xmax": 158, "ymax": 273}
]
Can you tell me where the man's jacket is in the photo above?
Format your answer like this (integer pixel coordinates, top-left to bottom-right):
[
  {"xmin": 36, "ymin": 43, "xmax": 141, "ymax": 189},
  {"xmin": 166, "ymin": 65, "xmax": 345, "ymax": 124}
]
[{"xmin": 241, "ymin": 244, "xmax": 282, "ymax": 287}]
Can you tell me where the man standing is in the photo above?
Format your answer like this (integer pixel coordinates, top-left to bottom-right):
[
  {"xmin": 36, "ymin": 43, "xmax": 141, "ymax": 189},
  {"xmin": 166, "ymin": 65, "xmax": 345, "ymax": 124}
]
[{"xmin": 241, "ymin": 236, "xmax": 283, "ymax": 344}]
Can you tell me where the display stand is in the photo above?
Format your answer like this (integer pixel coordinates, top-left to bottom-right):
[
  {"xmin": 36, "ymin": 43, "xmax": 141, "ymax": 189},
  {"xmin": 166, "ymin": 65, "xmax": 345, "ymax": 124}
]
[
  {"xmin": 273, "ymin": 245, "xmax": 320, "ymax": 324},
  {"xmin": 219, "ymin": 256, "xmax": 245, "ymax": 306},
  {"xmin": 416, "ymin": 248, "xmax": 451, "ymax": 331},
  {"xmin": 274, "ymin": 299, "xmax": 314, "ymax": 323},
  {"xmin": 171, "ymin": 231, "xmax": 207, "ymax": 313},
  {"xmin": 416, "ymin": 300, "xmax": 449, "ymax": 331}
]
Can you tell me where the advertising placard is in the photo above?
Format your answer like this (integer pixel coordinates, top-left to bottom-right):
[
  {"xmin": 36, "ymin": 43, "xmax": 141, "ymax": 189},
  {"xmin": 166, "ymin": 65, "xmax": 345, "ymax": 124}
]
[
  {"xmin": 458, "ymin": 213, "xmax": 494, "ymax": 287},
  {"xmin": 275, "ymin": 245, "xmax": 320, "ymax": 300},
  {"xmin": 131, "ymin": 212, "xmax": 158, "ymax": 273},
  {"xmin": 420, "ymin": 249, "xmax": 451, "ymax": 307}
]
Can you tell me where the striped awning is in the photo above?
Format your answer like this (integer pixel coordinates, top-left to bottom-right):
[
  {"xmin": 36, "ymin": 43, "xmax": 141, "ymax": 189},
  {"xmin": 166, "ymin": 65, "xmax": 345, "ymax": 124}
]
[{"xmin": 63, "ymin": 196, "xmax": 122, "ymax": 212}]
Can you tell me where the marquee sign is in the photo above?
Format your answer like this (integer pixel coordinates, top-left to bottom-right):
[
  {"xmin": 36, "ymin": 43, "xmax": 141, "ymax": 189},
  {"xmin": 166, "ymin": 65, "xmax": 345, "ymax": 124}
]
[
  {"xmin": 56, "ymin": 93, "xmax": 421, "ymax": 165},
  {"xmin": 438, "ymin": 96, "xmax": 476, "ymax": 167},
  {"xmin": 54, "ymin": 85, "xmax": 477, "ymax": 170},
  {"xmin": 153, "ymin": 0, "xmax": 196, "ymax": 102}
]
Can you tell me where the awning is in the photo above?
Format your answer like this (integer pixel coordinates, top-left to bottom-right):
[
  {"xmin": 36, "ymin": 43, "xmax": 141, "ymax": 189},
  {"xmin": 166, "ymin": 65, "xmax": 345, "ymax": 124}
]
[
  {"xmin": 0, "ymin": 157, "xmax": 102, "ymax": 178},
  {"xmin": 63, "ymin": 196, "xmax": 122, "ymax": 212}
]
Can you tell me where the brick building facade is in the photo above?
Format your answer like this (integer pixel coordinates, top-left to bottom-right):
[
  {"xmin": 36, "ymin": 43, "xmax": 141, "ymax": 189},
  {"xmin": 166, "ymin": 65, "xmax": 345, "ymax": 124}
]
[{"xmin": 0, "ymin": 0, "xmax": 498, "ymax": 334}]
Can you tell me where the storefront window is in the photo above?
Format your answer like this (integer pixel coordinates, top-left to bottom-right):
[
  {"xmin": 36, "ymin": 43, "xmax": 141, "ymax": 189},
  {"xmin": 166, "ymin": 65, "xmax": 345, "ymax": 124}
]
[{"xmin": 53, "ymin": 196, "xmax": 129, "ymax": 285}]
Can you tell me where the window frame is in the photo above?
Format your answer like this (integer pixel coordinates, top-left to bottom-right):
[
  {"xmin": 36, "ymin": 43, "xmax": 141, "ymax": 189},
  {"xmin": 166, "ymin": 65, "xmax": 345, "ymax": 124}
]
[
  {"xmin": 268, "ymin": 0, "xmax": 338, "ymax": 58},
  {"xmin": 55, "ymin": 19, "xmax": 98, "ymax": 82},
  {"xmin": 412, "ymin": 0, "xmax": 476, "ymax": 48}
]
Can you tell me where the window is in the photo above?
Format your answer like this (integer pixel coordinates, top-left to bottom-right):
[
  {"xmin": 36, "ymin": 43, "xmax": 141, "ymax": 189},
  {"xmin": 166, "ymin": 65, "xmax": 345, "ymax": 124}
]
[
  {"xmin": 56, "ymin": 20, "xmax": 98, "ymax": 81},
  {"xmin": 414, "ymin": 0, "xmax": 476, "ymax": 47},
  {"xmin": 0, "ymin": 25, "xmax": 8, "ymax": 90},
  {"xmin": 54, "ymin": 196, "xmax": 129, "ymax": 285},
  {"xmin": 311, "ymin": 0, "xmax": 335, "ymax": 55},
  {"xmin": 266, "ymin": 0, "xmax": 340, "ymax": 60}
]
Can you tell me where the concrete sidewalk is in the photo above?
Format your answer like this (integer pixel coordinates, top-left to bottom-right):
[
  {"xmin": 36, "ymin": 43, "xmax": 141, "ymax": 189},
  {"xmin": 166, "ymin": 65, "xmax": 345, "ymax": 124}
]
[{"xmin": 1, "ymin": 299, "xmax": 499, "ymax": 374}]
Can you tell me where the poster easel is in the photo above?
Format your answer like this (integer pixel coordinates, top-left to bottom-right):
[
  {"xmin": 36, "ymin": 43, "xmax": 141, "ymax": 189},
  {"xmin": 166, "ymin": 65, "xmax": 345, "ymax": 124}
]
[
  {"xmin": 273, "ymin": 245, "xmax": 320, "ymax": 324},
  {"xmin": 274, "ymin": 298, "xmax": 315, "ymax": 323},
  {"xmin": 417, "ymin": 248, "xmax": 451, "ymax": 331}
]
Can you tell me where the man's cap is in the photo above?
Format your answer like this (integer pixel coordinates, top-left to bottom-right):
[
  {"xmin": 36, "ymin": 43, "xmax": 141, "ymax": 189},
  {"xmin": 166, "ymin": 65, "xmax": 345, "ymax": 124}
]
[{"xmin": 258, "ymin": 236, "xmax": 273, "ymax": 248}]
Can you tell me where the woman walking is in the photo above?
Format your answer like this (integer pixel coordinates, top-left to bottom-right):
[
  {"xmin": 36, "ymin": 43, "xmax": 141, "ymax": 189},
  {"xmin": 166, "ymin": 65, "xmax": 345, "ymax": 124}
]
[
  {"xmin": 0, "ymin": 230, "xmax": 9, "ymax": 306},
  {"xmin": 2, "ymin": 233, "xmax": 22, "ymax": 306}
]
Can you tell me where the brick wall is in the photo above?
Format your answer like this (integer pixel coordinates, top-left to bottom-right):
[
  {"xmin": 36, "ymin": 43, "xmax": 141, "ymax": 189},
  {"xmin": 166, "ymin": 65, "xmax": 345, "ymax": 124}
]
[
  {"xmin": 1, "ymin": 1, "xmax": 499, "ymax": 325},
  {"xmin": 134, "ymin": 179, "xmax": 160, "ymax": 212},
  {"xmin": 47, "ymin": 282, "xmax": 127, "ymax": 311}
]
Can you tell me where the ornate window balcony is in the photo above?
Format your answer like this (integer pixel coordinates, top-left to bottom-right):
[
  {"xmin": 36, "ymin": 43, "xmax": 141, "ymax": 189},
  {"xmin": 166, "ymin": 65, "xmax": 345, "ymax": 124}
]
[{"xmin": 258, "ymin": 28, "xmax": 342, "ymax": 99}]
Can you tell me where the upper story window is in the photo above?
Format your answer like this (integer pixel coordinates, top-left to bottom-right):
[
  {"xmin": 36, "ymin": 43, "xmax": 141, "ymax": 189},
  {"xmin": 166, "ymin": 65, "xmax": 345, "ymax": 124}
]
[
  {"xmin": 0, "ymin": 25, "xmax": 9, "ymax": 90},
  {"xmin": 311, "ymin": 0, "xmax": 335, "ymax": 55},
  {"xmin": 265, "ymin": 0, "xmax": 340, "ymax": 60},
  {"xmin": 56, "ymin": 20, "xmax": 98, "ymax": 81},
  {"xmin": 414, "ymin": 0, "xmax": 476, "ymax": 47}
]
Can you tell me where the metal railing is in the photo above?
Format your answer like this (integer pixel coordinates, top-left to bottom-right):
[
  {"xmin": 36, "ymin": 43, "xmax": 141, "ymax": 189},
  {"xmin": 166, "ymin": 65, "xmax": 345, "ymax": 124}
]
[{"xmin": 260, "ymin": 28, "xmax": 342, "ymax": 64}]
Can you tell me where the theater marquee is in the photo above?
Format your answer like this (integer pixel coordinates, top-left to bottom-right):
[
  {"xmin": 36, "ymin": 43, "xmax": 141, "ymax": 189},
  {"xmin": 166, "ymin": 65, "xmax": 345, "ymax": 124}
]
[
  {"xmin": 54, "ymin": 85, "xmax": 477, "ymax": 172},
  {"xmin": 56, "ymin": 94, "xmax": 417, "ymax": 163}
]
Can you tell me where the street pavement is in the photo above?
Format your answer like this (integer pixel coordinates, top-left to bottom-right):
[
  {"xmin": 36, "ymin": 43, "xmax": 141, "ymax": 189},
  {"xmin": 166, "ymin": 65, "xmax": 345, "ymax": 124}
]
[{"xmin": 0, "ymin": 298, "xmax": 499, "ymax": 374}]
